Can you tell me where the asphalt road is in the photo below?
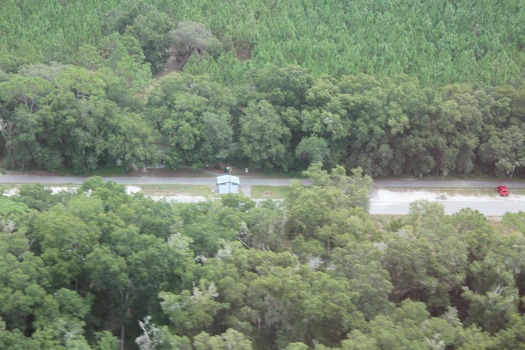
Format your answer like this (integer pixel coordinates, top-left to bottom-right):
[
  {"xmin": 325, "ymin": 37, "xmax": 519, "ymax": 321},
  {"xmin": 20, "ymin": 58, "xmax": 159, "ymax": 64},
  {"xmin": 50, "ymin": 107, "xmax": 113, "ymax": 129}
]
[
  {"xmin": 369, "ymin": 197, "xmax": 525, "ymax": 216},
  {"xmin": 2, "ymin": 174, "xmax": 524, "ymax": 187},
  {"xmin": 370, "ymin": 179, "xmax": 525, "ymax": 215},
  {"xmin": 374, "ymin": 178, "xmax": 525, "ymax": 188},
  {"xmin": 1, "ymin": 174, "xmax": 524, "ymax": 216}
]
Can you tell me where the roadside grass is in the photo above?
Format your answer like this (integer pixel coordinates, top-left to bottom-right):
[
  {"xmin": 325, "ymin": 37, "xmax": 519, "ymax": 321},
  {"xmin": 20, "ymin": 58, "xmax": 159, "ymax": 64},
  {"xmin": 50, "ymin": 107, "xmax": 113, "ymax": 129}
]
[
  {"xmin": 138, "ymin": 184, "xmax": 217, "ymax": 197},
  {"xmin": 251, "ymin": 186, "xmax": 289, "ymax": 199},
  {"xmin": 0, "ymin": 184, "xmax": 21, "ymax": 192}
]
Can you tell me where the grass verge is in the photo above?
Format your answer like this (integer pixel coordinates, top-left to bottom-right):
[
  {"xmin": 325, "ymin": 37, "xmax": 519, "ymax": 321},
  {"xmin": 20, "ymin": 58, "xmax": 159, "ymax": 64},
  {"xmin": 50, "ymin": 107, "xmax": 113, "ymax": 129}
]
[
  {"xmin": 138, "ymin": 184, "xmax": 217, "ymax": 197},
  {"xmin": 251, "ymin": 186, "xmax": 289, "ymax": 199}
]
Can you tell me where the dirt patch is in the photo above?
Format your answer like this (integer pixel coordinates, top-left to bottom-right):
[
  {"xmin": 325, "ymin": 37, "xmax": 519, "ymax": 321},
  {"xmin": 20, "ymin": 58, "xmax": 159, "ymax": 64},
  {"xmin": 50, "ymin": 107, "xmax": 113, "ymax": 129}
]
[
  {"xmin": 236, "ymin": 46, "xmax": 253, "ymax": 61},
  {"xmin": 155, "ymin": 47, "xmax": 183, "ymax": 80},
  {"xmin": 154, "ymin": 45, "xmax": 253, "ymax": 80}
]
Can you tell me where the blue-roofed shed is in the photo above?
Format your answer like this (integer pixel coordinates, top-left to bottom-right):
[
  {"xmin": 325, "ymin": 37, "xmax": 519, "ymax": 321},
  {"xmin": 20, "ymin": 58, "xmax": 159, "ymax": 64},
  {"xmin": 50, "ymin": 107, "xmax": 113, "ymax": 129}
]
[{"xmin": 216, "ymin": 175, "xmax": 240, "ymax": 194}]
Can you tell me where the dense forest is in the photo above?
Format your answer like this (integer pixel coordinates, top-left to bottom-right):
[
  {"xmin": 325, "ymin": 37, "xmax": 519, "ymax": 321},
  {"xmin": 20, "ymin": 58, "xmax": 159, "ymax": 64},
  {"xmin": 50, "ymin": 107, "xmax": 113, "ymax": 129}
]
[
  {"xmin": 0, "ymin": 0, "xmax": 524, "ymax": 177},
  {"xmin": 2, "ymin": 1, "xmax": 525, "ymax": 349},
  {"xmin": 1, "ymin": 169, "xmax": 525, "ymax": 349}
]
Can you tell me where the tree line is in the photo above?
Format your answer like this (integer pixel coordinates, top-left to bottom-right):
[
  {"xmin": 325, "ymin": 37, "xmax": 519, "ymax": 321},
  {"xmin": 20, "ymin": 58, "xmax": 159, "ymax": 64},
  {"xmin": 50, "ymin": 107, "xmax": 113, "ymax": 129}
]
[
  {"xmin": 1, "ymin": 62, "xmax": 524, "ymax": 177},
  {"xmin": 1, "ymin": 167, "xmax": 525, "ymax": 349},
  {"xmin": 1, "ymin": 0, "xmax": 524, "ymax": 177}
]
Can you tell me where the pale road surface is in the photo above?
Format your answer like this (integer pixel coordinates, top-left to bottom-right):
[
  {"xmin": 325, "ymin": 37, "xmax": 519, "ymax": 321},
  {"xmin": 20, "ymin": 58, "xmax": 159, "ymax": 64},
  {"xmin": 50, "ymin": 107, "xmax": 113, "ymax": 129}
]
[{"xmin": 1, "ymin": 174, "xmax": 525, "ymax": 216}]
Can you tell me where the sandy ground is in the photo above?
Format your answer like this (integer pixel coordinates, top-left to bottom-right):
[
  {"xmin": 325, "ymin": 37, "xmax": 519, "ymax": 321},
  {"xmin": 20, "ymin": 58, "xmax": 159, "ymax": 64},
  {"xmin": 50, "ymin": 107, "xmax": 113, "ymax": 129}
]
[
  {"xmin": 4, "ymin": 184, "xmax": 524, "ymax": 214},
  {"xmin": 373, "ymin": 189, "xmax": 525, "ymax": 202},
  {"xmin": 370, "ymin": 189, "xmax": 525, "ymax": 215}
]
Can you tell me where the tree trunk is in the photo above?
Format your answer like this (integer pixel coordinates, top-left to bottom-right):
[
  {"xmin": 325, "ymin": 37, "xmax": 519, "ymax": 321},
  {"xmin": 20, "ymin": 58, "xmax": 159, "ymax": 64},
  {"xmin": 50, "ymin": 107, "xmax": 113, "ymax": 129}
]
[{"xmin": 120, "ymin": 324, "xmax": 125, "ymax": 350}]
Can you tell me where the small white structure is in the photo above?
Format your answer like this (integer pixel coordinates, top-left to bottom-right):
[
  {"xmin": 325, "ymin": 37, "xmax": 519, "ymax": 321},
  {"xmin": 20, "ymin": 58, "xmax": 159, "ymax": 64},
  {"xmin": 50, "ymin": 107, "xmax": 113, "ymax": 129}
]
[{"xmin": 216, "ymin": 175, "xmax": 240, "ymax": 194}]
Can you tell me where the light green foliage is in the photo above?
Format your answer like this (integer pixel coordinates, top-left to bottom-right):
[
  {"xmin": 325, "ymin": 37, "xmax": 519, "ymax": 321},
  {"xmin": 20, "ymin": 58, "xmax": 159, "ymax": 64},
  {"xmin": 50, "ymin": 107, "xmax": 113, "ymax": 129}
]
[
  {"xmin": 175, "ymin": 201, "xmax": 239, "ymax": 256},
  {"xmin": 455, "ymin": 325, "xmax": 495, "ymax": 350},
  {"xmin": 301, "ymin": 162, "xmax": 373, "ymax": 210},
  {"xmin": 135, "ymin": 316, "xmax": 163, "ymax": 350},
  {"xmin": 1, "ymin": 175, "xmax": 525, "ymax": 349},
  {"xmin": 32, "ymin": 289, "xmax": 92, "ymax": 350},
  {"xmin": 95, "ymin": 33, "xmax": 153, "ymax": 92},
  {"xmin": 160, "ymin": 281, "xmax": 228, "ymax": 336},
  {"xmin": 0, "ymin": 236, "xmax": 47, "ymax": 334},
  {"xmin": 492, "ymin": 314, "xmax": 525, "ymax": 350},
  {"xmin": 340, "ymin": 330, "xmax": 379, "ymax": 350},
  {"xmin": 479, "ymin": 125, "xmax": 525, "ymax": 177},
  {"xmin": 248, "ymin": 65, "xmax": 314, "ymax": 110},
  {"xmin": 318, "ymin": 207, "xmax": 377, "ymax": 245},
  {"xmin": 341, "ymin": 300, "xmax": 489, "ymax": 350},
  {"xmin": 220, "ymin": 194, "xmax": 255, "ymax": 213},
  {"xmin": 450, "ymin": 208, "xmax": 496, "ymax": 264},
  {"xmin": 295, "ymin": 136, "xmax": 330, "ymax": 165},
  {"xmin": 3, "ymin": 0, "xmax": 524, "ymax": 86},
  {"xmin": 285, "ymin": 181, "xmax": 346, "ymax": 237},
  {"xmin": 0, "ymin": 318, "xmax": 39, "ymax": 349},
  {"xmin": 462, "ymin": 286, "xmax": 518, "ymax": 334},
  {"xmin": 0, "ymin": 196, "xmax": 29, "ymax": 231},
  {"xmin": 284, "ymin": 343, "xmax": 309, "ymax": 350},
  {"xmin": 107, "ymin": 112, "xmax": 159, "ymax": 170},
  {"xmin": 15, "ymin": 184, "xmax": 65, "ymax": 211},
  {"xmin": 170, "ymin": 21, "xmax": 217, "ymax": 71},
  {"xmin": 284, "ymin": 164, "xmax": 374, "ymax": 250},
  {"xmin": 238, "ymin": 200, "xmax": 286, "ymax": 251},
  {"xmin": 0, "ymin": 75, "xmax": 53, "ymax": 112},
  {"xmin": 0, "ymin": 40, "xmax": 40, "ymax": 73},
  {"xmin": 126, "ymin": 9, "xmax": 174, "ymax": 73},
  {"xmin": 33, "ymin": 204, "xmax": 101, "ymax": 289},
  {"xmin": 192, "ymin": 329, "xmax": 253, "ymax": 350},
  {"xmin": 383, "ymin": 200, "xmax": 469, "ymax": 311},
  {"xmin": 192, "ymin": 246, "xmax": 364, "ymax": 348},
  {"xmin": 502, "ymin": 211, "xmax": 525, "ymax": 234},
  {"xmin": 330, "ymin": 243, "xmax": 394, "ymax": 320},
  {"xmin": 94, "ymin": 331, "xmax": 119, "ymax": 350}
]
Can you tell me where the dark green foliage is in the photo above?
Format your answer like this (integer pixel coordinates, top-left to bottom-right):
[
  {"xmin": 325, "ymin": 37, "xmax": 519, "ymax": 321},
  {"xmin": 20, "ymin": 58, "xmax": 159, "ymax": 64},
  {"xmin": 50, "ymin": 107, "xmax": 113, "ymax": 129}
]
[
  {"xmin": 0, "ymin": 65, "xmax": 157, "ymax": 172},
  {"xmin": 237, "ymin": 100, "xmax": 292, "ymax": 170},
  {"xmin": 1, "ymin": 177, "xmax": 525, "ymax": 349},
  {"xmin": 2, "ymin": 64, "xmax": 525, "ymax": 176},
  {"xmin": 145, "ymin": 74, "xmax": 235, "ymax": 169},
  {"xmin": 170, "ymin": 21, "xmax": 217, "ymax": 71},
  {"xmin": 2, "ymin": 2, "xmax": 525, "ymax": 347},
  {"xmin": 125, "ymin": 9, "xmax": 174, "ymax": 73},
  {"xmin": 15, "ymin": 184, "xmax": 68, "ymax": 211}
]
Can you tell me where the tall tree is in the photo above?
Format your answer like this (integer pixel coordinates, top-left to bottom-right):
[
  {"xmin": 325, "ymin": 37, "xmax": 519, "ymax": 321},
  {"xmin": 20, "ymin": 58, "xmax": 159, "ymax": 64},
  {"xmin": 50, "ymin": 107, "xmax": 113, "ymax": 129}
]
[
  {"xmin": 237, "ymin": 100, "xmax": 291, "ymax": 169},
  {"xmin": 170, "ymin": 22, "xmax": 217, "ymax": 71}
]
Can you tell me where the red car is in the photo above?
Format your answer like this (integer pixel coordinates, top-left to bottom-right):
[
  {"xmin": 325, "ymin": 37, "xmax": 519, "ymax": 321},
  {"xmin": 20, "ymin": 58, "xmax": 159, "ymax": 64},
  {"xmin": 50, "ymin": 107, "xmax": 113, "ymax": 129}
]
[{"xmin": 497, "ymin": 186, "xmax": 508, "ymax": 196}]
